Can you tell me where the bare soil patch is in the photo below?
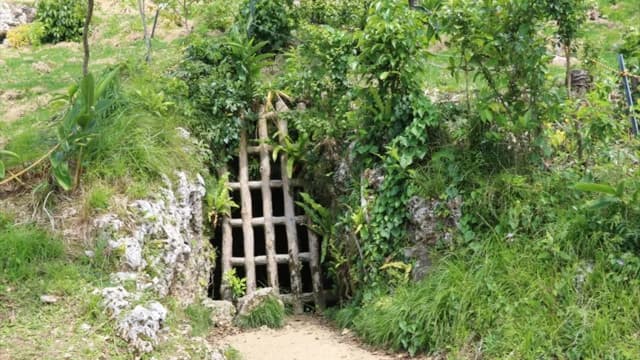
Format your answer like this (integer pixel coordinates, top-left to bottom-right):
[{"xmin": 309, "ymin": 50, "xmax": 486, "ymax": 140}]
[{"xmin": 221, "ymin": 316, "xmax": 424, "ymax": 360}]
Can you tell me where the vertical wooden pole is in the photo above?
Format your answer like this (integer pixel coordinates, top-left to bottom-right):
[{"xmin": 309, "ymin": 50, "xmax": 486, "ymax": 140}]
[
  {"xmin": 259, "ymin": 115, "xmax": 279, "ymax": 291},
  {"xmin": 219, "ymin": 167, "xmax": 233, "ymax": 300},
  {"xmin": 277, "ymin": 118, "xmax": 303, "ymax": 314},
  {"xmin": 239, "ymin": 129, "xmax": 256, "ymax": 293},
  {"xmin": 307, "ymin": 223, "xmax": 325, "ymax": 312}
]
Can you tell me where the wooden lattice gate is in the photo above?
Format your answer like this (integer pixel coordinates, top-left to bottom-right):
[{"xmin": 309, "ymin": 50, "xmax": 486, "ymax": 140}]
[{"xmin": 220, "ymin": 109, "xmax": 325, "ymax": 314}]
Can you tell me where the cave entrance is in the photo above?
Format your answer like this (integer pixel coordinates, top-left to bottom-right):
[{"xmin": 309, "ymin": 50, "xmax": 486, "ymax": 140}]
[{"xmin": 210, "ymin": 109, "xmax": 325, "ymax": 314}]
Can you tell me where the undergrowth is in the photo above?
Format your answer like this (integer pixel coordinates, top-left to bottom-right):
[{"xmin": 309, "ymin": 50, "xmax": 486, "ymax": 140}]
[{"xmin": 235, "ymin": 296, "xmax": 285, "ymax": 329}]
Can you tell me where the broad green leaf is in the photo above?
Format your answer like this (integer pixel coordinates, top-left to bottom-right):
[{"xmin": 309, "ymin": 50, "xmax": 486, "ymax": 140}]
[
  {"xmin": 0, "ymin": 161, "xmax": 5, "ymax": 179},
  {"xmin": 574, "ymin": 182, "xmax": 617, "ymax": 196},
  {"xmin": 80, "ymin": 73, "xmax": 95, "ymax": 113}
]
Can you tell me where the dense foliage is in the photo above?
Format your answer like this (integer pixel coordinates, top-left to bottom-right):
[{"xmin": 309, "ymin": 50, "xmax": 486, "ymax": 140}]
[
  {"xmin": 238, "ymin": 0, "xmax": 295, "ymax": 52},
  {"xmin": 36, "ymin": 0, "xmax": 86, "ymax": 43}
]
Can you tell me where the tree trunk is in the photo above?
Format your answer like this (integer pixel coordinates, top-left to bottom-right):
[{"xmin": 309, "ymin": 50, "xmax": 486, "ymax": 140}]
[{"xmin": 82, "ymin": 0, "xmax": 94, "ymax": 76}]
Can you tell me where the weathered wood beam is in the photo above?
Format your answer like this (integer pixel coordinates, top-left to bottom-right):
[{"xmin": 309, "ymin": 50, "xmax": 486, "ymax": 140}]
[
  {"xmin": 230, "ymin": 252, "xmax": 311, "ymax": 266},
  {"xmin": 307, "ymin": 224, "xmax": 325, "ymax": 312},
  {"xmin": 239, "ymin": 129, "xmax": 256, "ymax": 293},
  {"xmin": 277, "ymin": 118, "xmax": 303, "ymax": 314},
  {"xmin": 259, "ymin": 115, "xmax": 279, "ymax": 291},
  {"xmin": 228, "ymin": 215, "xmax": 306, "ymax": 227}
]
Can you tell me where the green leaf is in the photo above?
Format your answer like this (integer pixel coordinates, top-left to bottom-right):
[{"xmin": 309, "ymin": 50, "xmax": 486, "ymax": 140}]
[
  {"xmin": 574, "ymin": 182, "xmax": 617, "ymax": 196},
  {"xmin": 80, "ymin": 73, "xmax": 95, "ymax": 113},
  {"xmin": 0, "ymin": 161, "xmax": 5, "ymax": 179},
  {"xmin": 50, "ymin": 153, "xmax": 73, "ymax": 191}
]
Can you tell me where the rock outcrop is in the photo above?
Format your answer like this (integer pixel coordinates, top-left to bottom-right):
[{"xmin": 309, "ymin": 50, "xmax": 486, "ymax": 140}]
[
  {"xmin": 405, "ymin": 196, "xmax": 462, "ymax": 280},
  {"xmin": 94, "ymin": 171, "xmax": 214, "ymax": 353},
  {"xmin": 0, "ymin": 2, "xmax": 35, "ymax": 40}
]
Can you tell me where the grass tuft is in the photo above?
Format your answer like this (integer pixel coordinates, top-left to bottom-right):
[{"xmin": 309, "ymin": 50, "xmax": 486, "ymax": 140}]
[
  {"xmin": 236, "ymin": 296, "xmax": 285, "ymax": 329},
  {"xmin": 184, "ymin": 303, "xmax": 214, "ymax": 336}
]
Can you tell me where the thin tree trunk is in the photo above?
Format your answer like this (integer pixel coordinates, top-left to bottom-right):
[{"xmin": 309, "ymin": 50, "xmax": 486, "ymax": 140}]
[
  {"xmin": 565, "ymin": 43, "xmax": 572, "ymax": 98},
  {"xmin": 138, "ymin": 0, "xmax": 151, "ymax": 63},
  {"xmin": 82, "ymin": 0, "xmax": 94, "ymax": 76}
]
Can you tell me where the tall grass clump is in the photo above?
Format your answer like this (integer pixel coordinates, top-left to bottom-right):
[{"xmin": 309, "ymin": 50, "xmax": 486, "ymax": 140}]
[
  {"xmin": 0, "ymin": 220, "xmax": 64, "ymax": 281},
  {"xmin": 82, "ymin": 64, "xmax": 199, "ymax": 192},
  {"xmin": 235, "ymin": 296, "xmax": 285, "ymax": 329}
]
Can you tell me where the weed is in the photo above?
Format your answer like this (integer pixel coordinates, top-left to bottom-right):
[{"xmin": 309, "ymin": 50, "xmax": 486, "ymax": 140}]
[
  {"xmin": 184, "ymin": 303, "xmax": 213, "ymax": 336},
  {"xmin": 235, "ymin": 296, "xmax": 285, "ymax": 329},
  {"xmin": 224, "ymin": 346, "xmax": 243, "ymax": 360},
  {"xmin": 86, "ymin": 185, "xmax": 113, "ymax": 211}
]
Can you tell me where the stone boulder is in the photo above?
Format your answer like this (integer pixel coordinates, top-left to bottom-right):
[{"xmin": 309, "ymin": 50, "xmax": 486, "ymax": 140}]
[
  {"xmin": 0, "ymin": 2, "xmax": 36, "ymax": 39},
  {"xmin": 236, "ymin": 287, "xmax": 283, "ymax": 317},
  {"xmin": 405, "ymin": 196, "xmax": 462, "ymax": 281},
  {"xmin": 202, "ymin": 299, "xmax": 236, "ymax": 328}
]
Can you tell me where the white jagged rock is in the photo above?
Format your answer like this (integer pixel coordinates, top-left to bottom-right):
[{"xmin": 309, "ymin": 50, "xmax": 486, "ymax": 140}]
[
  {"xmin": 94, "ymin": 172, "xmax": 213, "ymax": 354},
  {"xmin": 202, "ymin": 299, "xmax": 236, "ymax": 328},
  {"xmin": 116, "ymin": 302, "xmax": 167, "ymax": 353},
  {"xmin": 101, "ymin": 287, "xmax": 132, "ymax": 318}
]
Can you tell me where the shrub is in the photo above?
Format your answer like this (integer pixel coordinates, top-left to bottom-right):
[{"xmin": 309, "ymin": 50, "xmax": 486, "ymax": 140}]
[
  {"xmin": 197, "ymin": 0, "xmax": 241, "ymax": 33},
  {"xmin": 174, "ymin": 32, "xmax": 270, "ymax": 163},
  {"xmin": 6, "ymin": 22, "xmax": 46, "ymax": 48},
  {"xmin": 238, "ymin": 0, "xmax": 294, "ymax": 52},
  {"xmin": 235, "ymin": 296, "xmax": 285, "ymax": 329},
  {"xmin": 37, "ymin": 0, "xmax": 86, "ymax": 43}
]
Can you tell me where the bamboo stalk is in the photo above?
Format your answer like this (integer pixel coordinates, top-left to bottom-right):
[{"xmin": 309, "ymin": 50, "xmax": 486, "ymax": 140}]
[
  {"xmin": 239, "ymin": 129, "xmax": 256, "ymax": 293},
  {"xmin": 220, "ymin": 166, "xmax": 234, "ymax": 300},
  {"xmin": 308, "ymin": 224, "xmax": 325, "ymax": 312},
  {"xmin": 228, "ymin": 215, "xmax": 306, "ymax": 226},
  {"xmin": 259, "ymin": 115, "xmax": 279, "ymax": 291},
  {"xmin": 230, "ymin": 252, "xmax": 312, "ymax": 266},
  {"xmin": 277, "ymin": 118, "xmax": 303, "ymax": 314}
]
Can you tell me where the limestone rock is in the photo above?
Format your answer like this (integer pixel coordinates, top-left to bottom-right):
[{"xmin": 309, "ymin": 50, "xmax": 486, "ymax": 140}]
[
  {"xmin": 101, "ymin": 286, "xmax": 133, "ymax": 318},
  {"xmin": 237, "ymin": 287, "xmax": 283, "ymax": 317},
  {"xmin": 116, "ymin": 302, "xmax": 167, "ymax": 354},
  {"xmin": 0, "ymin": 2, "xmax": 35, "ymax": 39},
  {"xmin": 40, "ymin": 294, "xmax": 59, "ymax": 304},
  {"xmin": 405, "ymin": 196, "xmax": 462, "ymax": 281},
  {"xmin": 94, "ymin": 171, "xmax": 213, "ymax": 354},
  {"xmin": 202, "ymin": 299, "xmax": 236, "ymax": 328}
]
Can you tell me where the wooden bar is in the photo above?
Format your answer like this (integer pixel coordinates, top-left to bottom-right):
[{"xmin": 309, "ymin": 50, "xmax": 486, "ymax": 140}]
[
  {"xmin": 228, "ymin": 215, "xmax": 306, "ymax": 227},
  {"xmin": 277, "ymin": 118, "xmax": 303, "ymax": 314},
  {"xmin": 239, "ymin": 129, "xmax": 257, "ymax": 293},
  {"xmin": 220, "ymin": 167, "xmax": 233, "ymax": 300},
  {"xmin": 230, "ymin": 252, "xmax": 312, "ymax": 266},
  {"xmin": 259, "ymin": 115, "xmax": 279, "ymax": 291},
  {"xmin": 247, "ymin": 144, "xmax": 273, "ymax": 154},
  {"xmin": 307, "ymin": 224, "xmax": 325, "ymax": 312},
  {"xmin": 229, "ymin": 180, "xmax": 283, "ymax": 190}
]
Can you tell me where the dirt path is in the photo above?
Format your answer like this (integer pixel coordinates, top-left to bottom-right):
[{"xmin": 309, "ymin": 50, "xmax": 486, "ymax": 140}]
[{"xmin": 221, "ymin": 316, "xmax": 401, "ymax": 360}]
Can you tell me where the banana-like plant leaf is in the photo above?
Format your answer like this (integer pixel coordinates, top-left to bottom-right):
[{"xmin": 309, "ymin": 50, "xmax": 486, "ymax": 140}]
[
  {"xmin": 50, "ymin": 152, "xmax": 73, "ymax": 191},
  {"xmin": 95, "ymin": 67, "xmax": 120, "ymax": 99},
  {"xmin": 574, "ymin": 182, "xmax": 617, "ymax": 196},
  {"xmin": 80, "ymin": 73, "xmax": 95, "ymax": 114}
]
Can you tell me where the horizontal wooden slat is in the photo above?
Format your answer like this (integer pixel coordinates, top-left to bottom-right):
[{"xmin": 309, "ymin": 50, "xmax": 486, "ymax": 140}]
[
  {"xmin": 229, "ymin": 215, "xmax": 306, "ymax": 226},
  {"xmin": 228, "ymin": 179, "xmax": 301, "ymax": 190},
  {"xmin": 247, "ymin": 144, "xmax": 273, "ymax": 154},
  {"xmin": 230, "ymin": 252, "xmax": 311, "ymax": 266},
  {"xmin": 229, "ymin": 180, "xmax": 283, "ymax": 190}
]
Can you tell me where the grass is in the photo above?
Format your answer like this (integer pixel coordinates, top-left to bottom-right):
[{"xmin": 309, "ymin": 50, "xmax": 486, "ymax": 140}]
[
  {"xmin": 332, "ymin": 152, "xmax": 640, "ymax": 359},
  {"xmin": 235, "ymin": 296, "xmax": 286, "ymax": 329},
  {"xmin": 185, "ymin": 303, "xmax": 214, "ymax": 336}
]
